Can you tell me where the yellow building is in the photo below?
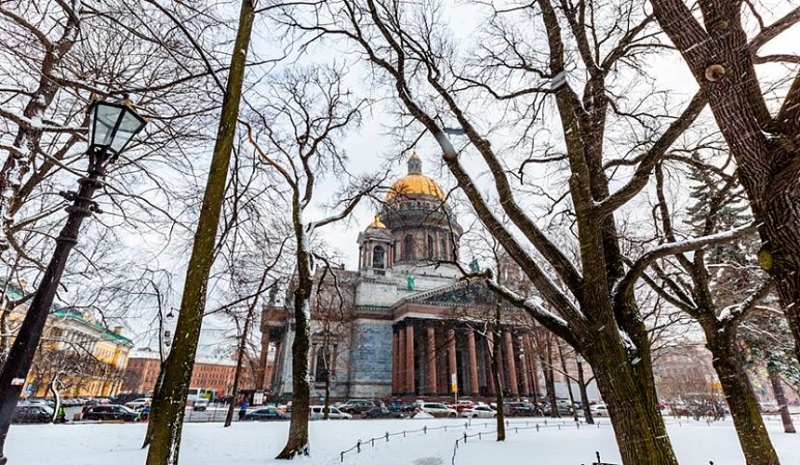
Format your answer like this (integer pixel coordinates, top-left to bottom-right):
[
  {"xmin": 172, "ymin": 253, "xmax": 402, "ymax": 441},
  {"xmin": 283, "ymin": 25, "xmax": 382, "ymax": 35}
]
[{"xmin": 0, "ymin": 282, "xmax": 134, "ymax": 399}]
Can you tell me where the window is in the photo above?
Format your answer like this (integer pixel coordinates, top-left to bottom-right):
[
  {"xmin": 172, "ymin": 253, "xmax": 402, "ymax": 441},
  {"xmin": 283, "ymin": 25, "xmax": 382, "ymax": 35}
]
[
  {"xmin": 372, "ymin": 245, "xmax": 385, "ymax": 269},
  {"xmin": 314, "ymin": 347, "xmax": 329, "ymax": 383},
  {"xmin": 440, "ymin": 237, "xmax": 448, "ymax": 261},
  {"xmin": 403, "ymin": 235, "xmax": 414, "ymax": 261},
  {"xmin": 427, "ymin": 235, "xmax": 435, "ymax": 260}
]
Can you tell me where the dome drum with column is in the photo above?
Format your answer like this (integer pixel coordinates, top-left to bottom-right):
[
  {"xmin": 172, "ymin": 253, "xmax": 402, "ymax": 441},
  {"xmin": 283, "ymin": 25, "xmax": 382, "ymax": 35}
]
[{"xmin": 358, "ymin": 152, "xmax": 462, "ymax": 273}]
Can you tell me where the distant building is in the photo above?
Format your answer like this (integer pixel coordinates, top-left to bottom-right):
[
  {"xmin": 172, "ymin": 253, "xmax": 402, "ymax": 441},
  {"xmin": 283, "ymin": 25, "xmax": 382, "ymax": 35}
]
[
  {"xmin": 122, "ymin": 348, "xmax": 238, "ymax": 398},
  {"xmin": 258, "ymin": 152, "xmax": 577, "ymax": 401}
]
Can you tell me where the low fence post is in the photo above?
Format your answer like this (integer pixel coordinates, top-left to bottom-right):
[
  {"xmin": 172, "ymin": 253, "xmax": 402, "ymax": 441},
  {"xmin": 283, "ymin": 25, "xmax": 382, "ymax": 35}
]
[
  {"xmin": 385, "ymin": 432, "xmax": 389, "ymax": 442},
  {"xmin": 356, "ymin": 440, "xmax": 361, "ymax": 453}
]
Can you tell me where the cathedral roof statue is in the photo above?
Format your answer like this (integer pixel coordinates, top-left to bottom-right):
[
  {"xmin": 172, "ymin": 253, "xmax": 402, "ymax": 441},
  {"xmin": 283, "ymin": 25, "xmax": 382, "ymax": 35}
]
[{"xmin": 385, "ymin": 151, "xmax": 446, "ymax": 201}]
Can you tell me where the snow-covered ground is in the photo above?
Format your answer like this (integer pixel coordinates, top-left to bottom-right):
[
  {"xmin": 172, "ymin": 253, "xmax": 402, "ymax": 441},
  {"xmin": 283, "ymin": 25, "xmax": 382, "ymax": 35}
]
[{"xmin": 5, "ymin": 416, "xmax": 800, "ymax": 464}]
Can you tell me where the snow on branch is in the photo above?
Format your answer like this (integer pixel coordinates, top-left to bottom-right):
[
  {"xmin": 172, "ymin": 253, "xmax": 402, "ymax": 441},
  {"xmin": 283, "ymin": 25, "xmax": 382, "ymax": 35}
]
[
  {"xmin": 718, "ymin": 279, "xmax": 773, "ymax": 325},
  {"xmin": 485, "ymin": 276, "xmax": 580, "ymax": 348},
  {"xmin": 614, "ymin": 221, "xmax": 757, "ymax": 305}
]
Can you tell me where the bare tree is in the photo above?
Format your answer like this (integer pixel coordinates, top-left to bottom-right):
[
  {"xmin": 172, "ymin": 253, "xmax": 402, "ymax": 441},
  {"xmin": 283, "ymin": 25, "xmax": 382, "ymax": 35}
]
[
  {"xmin": 272, "ymin": 1, "xmax": 736, "ymax": 462},
  {"xmin": 243, "ymin": 65, "xmax": 383, "ymax": 458},
  {"xmin": 650, "ymin": 1, "xmax": 800, "ymax": 366}
]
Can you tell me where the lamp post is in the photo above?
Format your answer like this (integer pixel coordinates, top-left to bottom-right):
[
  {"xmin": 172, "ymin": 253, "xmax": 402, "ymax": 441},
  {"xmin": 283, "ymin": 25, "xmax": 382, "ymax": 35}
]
[
  {"xmin": 576, "ymin": 353, "xmax": 593, "ymax": 425},
  {"xmin": 0, "ymin": 97, "xmax": 146, "ymax": 464}
]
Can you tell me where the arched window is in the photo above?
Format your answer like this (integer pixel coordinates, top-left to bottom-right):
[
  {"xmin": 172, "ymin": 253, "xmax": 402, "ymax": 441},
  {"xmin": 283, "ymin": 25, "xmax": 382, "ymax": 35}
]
[
  {"xmin": 403, "ymin": 235, "xmax": 414, "ymax": 261},
  {"xmin": 372, "ymin": 245, "xmax": 385, "ymax": 269},
  {"xmin": 427, "ymin": 235, "xmax": 435, "ymax": 259},
  {"xmin": 440, "ymin": 237, "xmax": 448, "ymax": 261}
]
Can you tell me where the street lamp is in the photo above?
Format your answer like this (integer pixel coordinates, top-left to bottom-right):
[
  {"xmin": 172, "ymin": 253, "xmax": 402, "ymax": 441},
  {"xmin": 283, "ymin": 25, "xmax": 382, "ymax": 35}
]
[
  {"xmin": 0, "ymin": 97, "xmax": 146, "ymax": 464},
  {"xmin": 576, "ymin": 353, "xmax": 593, "ymax": 425}
]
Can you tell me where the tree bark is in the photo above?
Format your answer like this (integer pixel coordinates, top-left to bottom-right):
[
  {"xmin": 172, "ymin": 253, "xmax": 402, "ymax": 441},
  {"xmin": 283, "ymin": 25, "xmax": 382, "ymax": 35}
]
[
  {"xmin": 590, "ymin": 337, "xmax": 677, "ymax": 465},
  {"xmin": 275, "ymin": 261, "xmax": 312, "ymax": 458},
  {"xmin": 712, "ymin": 347, "xmax": 780, "ymax": 464},
  {"xmin": 144, "ymin": 2, "xmax": 254, "ymax": 463},
  {"xmin": 558, "ymin": 345, "xmax": 579, "ymax": 422},
  {"xmin": 545, "ymin": 340, "xmax": 559, "ymax": 419},
  {"xmin": 768, "ymin": 362, "xmax": 796, "ymax": 434},
  {"xmin": 490, "ymin": 319, "xmax": 506, "ymax": 441}
]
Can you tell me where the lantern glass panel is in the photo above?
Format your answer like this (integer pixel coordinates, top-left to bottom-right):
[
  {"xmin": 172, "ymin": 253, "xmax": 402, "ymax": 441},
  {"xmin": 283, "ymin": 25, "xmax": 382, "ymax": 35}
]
[
  {"xmin": 90, "ymin": 103, "xmax": 125, "ymax": 148},
  {"xmin": 110, "ymin": 109, "xmax": 145, "ymax": 153}
]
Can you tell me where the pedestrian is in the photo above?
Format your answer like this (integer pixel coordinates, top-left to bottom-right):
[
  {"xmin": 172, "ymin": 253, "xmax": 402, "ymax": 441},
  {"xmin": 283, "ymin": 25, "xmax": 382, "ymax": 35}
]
[
  {"xmin": 55, "ymin": 405, "xmax": 66, "ymax": 424},
  {"xmin": 238, "ymin": 399, "xmax": 248, "ymax": 421}
]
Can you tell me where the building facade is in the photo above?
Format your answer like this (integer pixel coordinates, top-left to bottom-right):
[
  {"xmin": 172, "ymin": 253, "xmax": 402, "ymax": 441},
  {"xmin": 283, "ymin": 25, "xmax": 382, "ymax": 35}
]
[
  {"xmin": 258, "ymin": 153, "xmax": 581, "ymax": 401},
  {"xmin": 28, "ymin": 307, "xmax": 134, "ymax": 398},
  {"xmin": 123, "ymin": 348, "xmax": 237, "ymax": 398}
]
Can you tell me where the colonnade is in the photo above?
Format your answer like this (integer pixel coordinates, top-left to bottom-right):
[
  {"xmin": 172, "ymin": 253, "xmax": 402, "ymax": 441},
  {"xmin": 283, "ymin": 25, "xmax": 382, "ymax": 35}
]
[{"xmin": 391, "ymin": 319, "xmax": 541, "ymax": 397}]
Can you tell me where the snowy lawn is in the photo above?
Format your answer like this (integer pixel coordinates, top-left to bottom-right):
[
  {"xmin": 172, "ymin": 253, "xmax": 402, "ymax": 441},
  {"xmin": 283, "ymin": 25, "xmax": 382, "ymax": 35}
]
[{"xmin": 5, "ymin": 416, "xmax": 800, "ymax": 465}]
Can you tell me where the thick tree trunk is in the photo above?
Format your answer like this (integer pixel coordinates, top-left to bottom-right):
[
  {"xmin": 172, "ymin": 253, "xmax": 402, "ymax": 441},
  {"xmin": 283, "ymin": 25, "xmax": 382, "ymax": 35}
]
[
  {"xmin": 712, "ymin": 349, "xmax": 780, "ymax": 464},
  {"xmin": 768, "ymin": 362, "xmax": 796, "ymax": 434},
  {"xmin": 276, "ymin": 232, "xmax": 313, "ymax": 459},
  {"xmin": 590, "ymin": 337, "xmax": 678, "ymax": 465},
  {"xmin": 144, "ymin": 2, "xmax": 254, "ymax": 463}
]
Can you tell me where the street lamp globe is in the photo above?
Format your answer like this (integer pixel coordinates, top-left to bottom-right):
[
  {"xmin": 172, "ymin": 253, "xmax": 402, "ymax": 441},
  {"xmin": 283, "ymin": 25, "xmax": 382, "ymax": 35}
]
[{"xmin": 87, "ymin": 97, "xmax": 147, "ymax": 161}]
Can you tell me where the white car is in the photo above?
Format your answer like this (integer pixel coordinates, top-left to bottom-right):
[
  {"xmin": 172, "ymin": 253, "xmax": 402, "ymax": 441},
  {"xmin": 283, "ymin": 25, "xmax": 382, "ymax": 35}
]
[
  {"xmin": 421, "ymin": 402, "xmax": 458, "ymax": 418},
  {"xmin": 309, "ymin": 405, "xmax": 352, "ymax": 420},
  {"xmin": 125, "ymin": 398, "xmax": 151, "ymax": 410},
  {"xmin": 461, "ymin": 405, "xmax": 497, "ymax": 419},
  {"xmin": 590, "ymin": 403, "xmax": 608, "ymax": 416}
]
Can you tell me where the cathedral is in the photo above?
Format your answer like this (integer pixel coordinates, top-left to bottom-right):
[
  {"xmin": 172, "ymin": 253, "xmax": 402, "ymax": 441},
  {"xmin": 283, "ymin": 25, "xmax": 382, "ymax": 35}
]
[{"xmin": 256, "ymin": 152, "xmax": 544, "ymax": 400}]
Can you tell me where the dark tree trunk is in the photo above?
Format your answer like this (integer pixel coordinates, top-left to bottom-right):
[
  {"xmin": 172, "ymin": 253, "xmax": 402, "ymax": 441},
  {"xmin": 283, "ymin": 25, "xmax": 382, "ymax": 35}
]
[
  {"xmin": 144, "ymin": 2, "xmax": 255, "ymax": 463},
  {"xmin": 711, "ymin": 346, "xmax": 780, "ymax": 464},
  {"xmin": 590, "ymin": 336, "xmax": 677, "ymax": 465},
  {"xmin": 768, "ymin": 362, "xmax": 796, "ymax": 434},
  {"xmin": 491, "ymin": 322, "xmax": 505, "ymax": 441},
  {"xmin": 545, "ymin": 340, "xmax": 559, "ymax": 419},
  {"xmin": 558, "ymin": 345, "xmax": 579, "ymax": 422},
  {"xmin": 276, "ymin": 268, "xmax": 312, "ymax": 458}
]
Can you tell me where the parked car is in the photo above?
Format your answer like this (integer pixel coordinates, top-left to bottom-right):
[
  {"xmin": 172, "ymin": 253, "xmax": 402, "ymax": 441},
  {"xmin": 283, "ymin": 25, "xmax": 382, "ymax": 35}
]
[
  {"xmin": 461, "ymin": 405, "xmax": 496, "ymax": 419},
  {"xmin": 759, "ymin": 402, "xmax": 780, "ymax": 414},
  {"xmin": 449, "ymin": 400, "xmax": 476, "ymax": 412},
  {"xmin": 192, "ymin": 399, "xmax": 209, "ymax": 411},
  {"xmin": 309, "ymin": 405, "xmax": 352, "ymax": 420},
  {"xmin": 244, "ymin": 407, "xmax": 289, "ymax": 421},
  {"xmin": 505, "ymin": 402, "xmax": 541, "ymax": 417},
  {"xmin": 82, "ymin": 405, "xmax": 138, "ymax": 422},
  {"xmin": 590, "ymin": 403, "xmax": 608, "ymax": 417},
  {"xmin": 542, "ymin": 400, "xmax": 572, "ymax": 416},
  {"xmin": 125, "ymin": 398, "xmax": 152, "ymax": 410},
  {"xmin": 339, "ymin": 399, "xmax": 376, "ymax": 415},
  {"xmin": 361, "ymin": 407, "xmax": 404, "ymax": 419},
  {"xmin": 420, "ymin": 403, "xmax": 457, "ymax": 418},
  {"xmin": 13, "ymin": 405, "xmax": 53, "ymax": 424}
]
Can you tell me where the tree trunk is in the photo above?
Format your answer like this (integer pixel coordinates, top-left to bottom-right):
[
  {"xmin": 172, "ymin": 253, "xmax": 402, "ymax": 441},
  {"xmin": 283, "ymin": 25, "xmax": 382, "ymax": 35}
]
[
  {"xmin": 490, "ymin": 324, "xmax": 505, "ymax": 441},
  {"xmin": 768, "ymin": 362, "xmax": 796, "ymax": 434},
  {"xmin": 711, "ymin": 349, "xmax": 780, "ymax": 464},
  {"xmin": 276, "ymin": 250, "xmax": 314, "ymax": 459},
  {"xmin": 545, "ymin": 340, "xmax": 559, "ymax": 419},
  {"xmin": 225, "ymin": 312, "xmax": 253, "ymax": 427},
  {"xmin": 558, "ymin": 345, "xmax": 579, "ymax": 422},
  {"xmin": 576, "ymin": 358, "xmax": 593, "ymax": 424},
  {"xmin": 590, "ymin": 336, "xmax": 678, "ymax": 465},
  {"xmin": 144, "ymin": 2, "xmax": 255, "ymax": 464},
  {"xmin": 142, "ymin": 367, "xmax": 164, "ymax": 449}
]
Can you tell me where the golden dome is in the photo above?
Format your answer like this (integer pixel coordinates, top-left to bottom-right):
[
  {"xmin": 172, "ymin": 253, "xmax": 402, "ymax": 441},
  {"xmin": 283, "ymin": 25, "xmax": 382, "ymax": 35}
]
[
  {"xmin": 385, "ymin": 150, "xmax": 446, "ymax": 201},
  {"xmin": 385, "ymin": 174, "xmax": 446, "ymax": 201},
  {"xmin": 368, "ymin": 215, "xmax": 386, "ymax": 228}
]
